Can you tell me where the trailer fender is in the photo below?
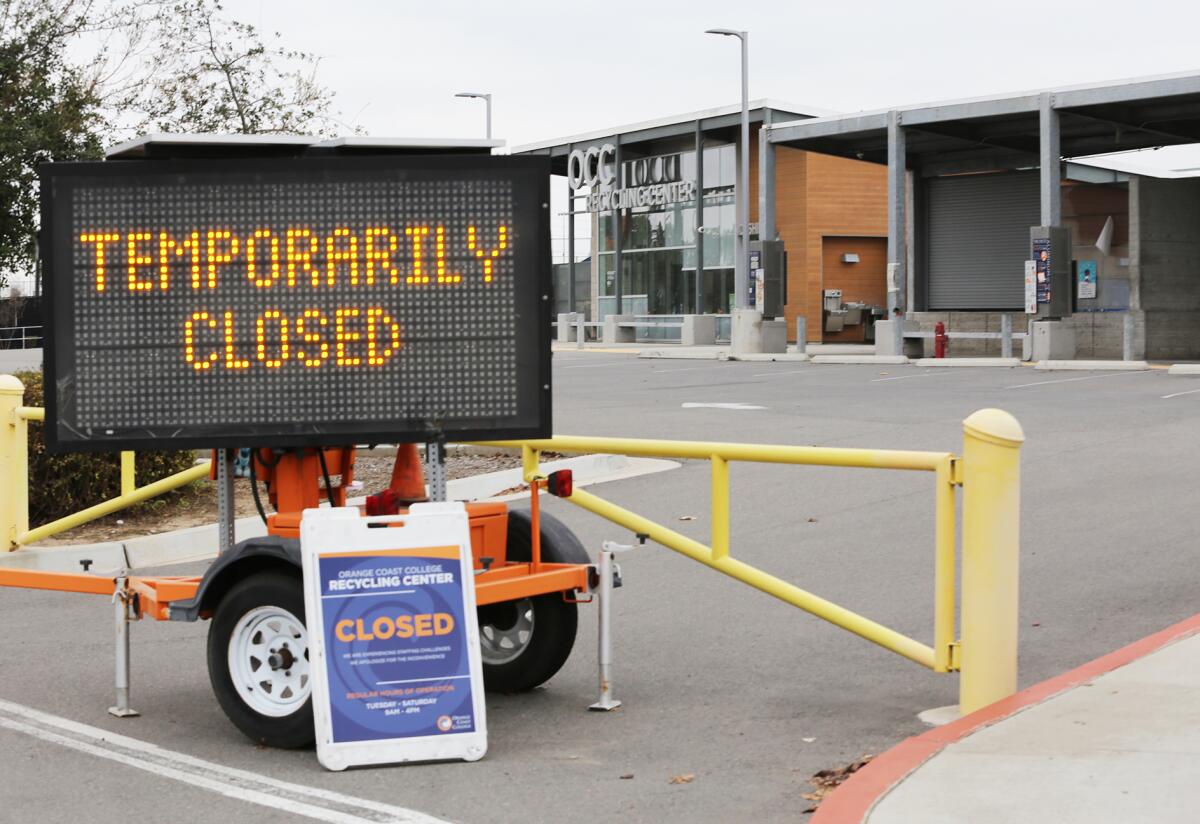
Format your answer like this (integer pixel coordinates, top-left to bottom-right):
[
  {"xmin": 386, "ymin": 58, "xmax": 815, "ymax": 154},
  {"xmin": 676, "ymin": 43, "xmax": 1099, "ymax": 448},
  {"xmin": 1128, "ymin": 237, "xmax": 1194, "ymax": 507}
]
[{"xmin": 168, "ymin": 536, "xmax": 301, "ymax": 622}]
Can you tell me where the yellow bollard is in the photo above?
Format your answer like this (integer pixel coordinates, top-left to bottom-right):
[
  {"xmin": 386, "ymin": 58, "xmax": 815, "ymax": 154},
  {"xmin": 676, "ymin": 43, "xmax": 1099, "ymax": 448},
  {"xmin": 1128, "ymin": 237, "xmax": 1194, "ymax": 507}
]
[
  {"xmin": 959, "ymin": 408, "xmax": 1024, "ymax": 715},
  {"xmin": 121, "ymin": 451, "xmax": 136, "ymax": 497},
  {"xmin": 0, "ymin": 375, "xmax": 30, "ymax": 550}
]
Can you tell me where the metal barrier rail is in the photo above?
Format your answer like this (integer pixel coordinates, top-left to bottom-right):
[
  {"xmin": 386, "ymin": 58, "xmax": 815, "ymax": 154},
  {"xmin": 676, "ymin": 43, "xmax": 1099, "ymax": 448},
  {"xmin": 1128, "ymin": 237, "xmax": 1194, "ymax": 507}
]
[
  {"xmin": 478, "ymin": 411, "xmax": 1024, "ymax": 715},
  {"xmin": 0, "ymin": 375, "xmax": 211, "ymax": 548},
  {"xmin": 0, "ymin": 325, "xmax": 43, "ymax": 350}
]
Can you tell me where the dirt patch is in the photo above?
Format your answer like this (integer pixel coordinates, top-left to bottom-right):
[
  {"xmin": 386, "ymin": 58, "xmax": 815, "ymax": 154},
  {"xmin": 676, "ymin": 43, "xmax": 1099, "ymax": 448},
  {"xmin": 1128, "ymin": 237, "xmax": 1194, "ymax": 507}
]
[{"xmin": 33, "ymin": 450, "xmax": 564, "ymax": 546}]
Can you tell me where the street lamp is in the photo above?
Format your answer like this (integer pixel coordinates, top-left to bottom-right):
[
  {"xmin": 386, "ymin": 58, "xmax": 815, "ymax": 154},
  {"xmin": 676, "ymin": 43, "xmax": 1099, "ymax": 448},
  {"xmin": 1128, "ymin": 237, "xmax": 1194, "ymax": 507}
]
[
  {"xmin": 454, "ymin": 92, "xmax": 492, "ymax": 140},
  {"xmin": 705, "ymin": 28, "xmax": 750, "ymax": 310}
]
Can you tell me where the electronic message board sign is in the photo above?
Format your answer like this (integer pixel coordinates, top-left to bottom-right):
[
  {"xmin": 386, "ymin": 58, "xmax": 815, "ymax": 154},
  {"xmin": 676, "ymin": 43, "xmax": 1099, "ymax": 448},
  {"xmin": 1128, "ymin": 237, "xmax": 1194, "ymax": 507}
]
[{"xmin": 39, "ymin": 155, "xmax": 551, "ymax": 451}]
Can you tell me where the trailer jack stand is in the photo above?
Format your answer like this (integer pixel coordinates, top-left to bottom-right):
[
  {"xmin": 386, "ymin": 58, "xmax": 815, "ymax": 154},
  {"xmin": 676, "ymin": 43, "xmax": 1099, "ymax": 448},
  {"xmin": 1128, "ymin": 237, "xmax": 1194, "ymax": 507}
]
[
  {"xmin": 589, "ymin": 541, "xmax": 633, "ymax": 712},
  {"xmin": 108, "ymin": 577, "xmax": 140, "ymax": 719}
]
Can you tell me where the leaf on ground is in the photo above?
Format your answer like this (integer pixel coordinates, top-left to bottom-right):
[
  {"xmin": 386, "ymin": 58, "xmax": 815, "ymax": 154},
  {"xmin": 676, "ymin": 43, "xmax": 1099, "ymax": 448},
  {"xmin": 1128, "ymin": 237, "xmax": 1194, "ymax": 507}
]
[
  {"xmin": 620, "ymin": 773, "xmax": 634, "ymax": 780},
  {"xmin": 807, "ymin": 517, "xmax": 818, "ymax": 523},
  {"xmin": 669, "ymin": 773, "xmax": 695, "ymax": 784},
  {"xmin": 802, "ymin": 755, "xmax": 874, "ymax": 809},
  {"xmin": 678, "ymin": 515, "xmax": 697, "ymax": 521}
]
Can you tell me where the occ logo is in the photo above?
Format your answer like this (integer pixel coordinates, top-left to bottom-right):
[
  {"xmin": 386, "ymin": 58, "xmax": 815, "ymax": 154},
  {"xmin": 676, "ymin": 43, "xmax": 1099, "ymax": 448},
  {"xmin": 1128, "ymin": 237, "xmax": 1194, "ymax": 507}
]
[{"xmin": 436, "ymin": 715, "xmax": 454, "ymax": 732}]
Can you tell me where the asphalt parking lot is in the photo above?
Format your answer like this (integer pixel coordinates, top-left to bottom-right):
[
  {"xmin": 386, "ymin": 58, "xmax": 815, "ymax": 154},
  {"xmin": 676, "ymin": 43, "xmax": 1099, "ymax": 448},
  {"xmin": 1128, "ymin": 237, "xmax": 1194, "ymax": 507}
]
[{"xmin": 3, "ymin": 352, "xmax": 1199, "ymax": 823}]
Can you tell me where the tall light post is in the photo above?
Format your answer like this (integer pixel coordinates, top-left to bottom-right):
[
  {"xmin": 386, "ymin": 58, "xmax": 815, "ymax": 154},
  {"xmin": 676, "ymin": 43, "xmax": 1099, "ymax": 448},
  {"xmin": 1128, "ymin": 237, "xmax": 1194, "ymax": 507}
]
[
  {"xmin": 705, "ymin": 28, "xmax": 749, "ymax": 310},
  {"xmin": 454, "ymin": 92, "xmax": 492, "ymax": 139}
]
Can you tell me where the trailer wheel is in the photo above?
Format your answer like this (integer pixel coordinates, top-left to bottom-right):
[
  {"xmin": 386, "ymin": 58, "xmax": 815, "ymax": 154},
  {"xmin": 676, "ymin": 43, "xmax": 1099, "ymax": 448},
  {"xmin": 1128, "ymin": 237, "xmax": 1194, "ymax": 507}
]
[
  {"xmin": 207, "ymin": 570, "xmax": 314, "ymax": 749},
  {"xmin": 478, "ymin": 510, "xmax": 589, "ymax": 692}
]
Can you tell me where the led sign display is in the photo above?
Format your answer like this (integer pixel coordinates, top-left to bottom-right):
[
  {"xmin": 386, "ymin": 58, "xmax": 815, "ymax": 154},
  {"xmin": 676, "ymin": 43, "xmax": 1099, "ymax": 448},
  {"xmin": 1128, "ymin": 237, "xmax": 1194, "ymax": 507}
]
[{"xmin": 40, "ymin": 155, "xmax": 551, "ymax": 451}]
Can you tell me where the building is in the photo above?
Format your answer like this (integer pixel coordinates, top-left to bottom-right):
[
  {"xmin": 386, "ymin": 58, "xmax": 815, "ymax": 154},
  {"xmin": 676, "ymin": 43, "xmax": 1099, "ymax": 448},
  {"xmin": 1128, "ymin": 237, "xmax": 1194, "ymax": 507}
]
[
  {"xmin": 766, "ymin": 72, "xmax": 1200, "ymax": 360},
  {"xmin": 514, "ymin": 102, "xmax": 891, "ymax": 343}
]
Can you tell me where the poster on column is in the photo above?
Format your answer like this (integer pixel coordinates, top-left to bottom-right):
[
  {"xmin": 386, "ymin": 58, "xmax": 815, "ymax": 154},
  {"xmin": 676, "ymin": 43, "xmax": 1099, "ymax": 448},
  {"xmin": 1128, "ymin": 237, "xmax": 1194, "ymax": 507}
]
[{"xmin": 301, "ymin": 503, "xmax": 487, "ymax": 770}]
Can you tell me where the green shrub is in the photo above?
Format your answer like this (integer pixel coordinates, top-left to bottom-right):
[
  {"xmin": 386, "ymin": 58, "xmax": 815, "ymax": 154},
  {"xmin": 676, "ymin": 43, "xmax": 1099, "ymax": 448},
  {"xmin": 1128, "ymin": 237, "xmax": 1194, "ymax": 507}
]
[{"xmin": 14, "ymin": 369, "xmax": 200, "ymax": 525}]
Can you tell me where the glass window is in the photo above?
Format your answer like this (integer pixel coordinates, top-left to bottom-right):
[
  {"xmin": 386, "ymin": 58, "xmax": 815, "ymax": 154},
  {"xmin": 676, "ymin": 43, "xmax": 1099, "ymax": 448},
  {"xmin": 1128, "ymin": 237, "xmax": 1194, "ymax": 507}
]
[
  {"xmin": 703, "ymin": 268, "xmax": 735, "ymax": 314},
  {"xmin": 703, "ymin": 144, "xmax": 735, "ymax": 190}
]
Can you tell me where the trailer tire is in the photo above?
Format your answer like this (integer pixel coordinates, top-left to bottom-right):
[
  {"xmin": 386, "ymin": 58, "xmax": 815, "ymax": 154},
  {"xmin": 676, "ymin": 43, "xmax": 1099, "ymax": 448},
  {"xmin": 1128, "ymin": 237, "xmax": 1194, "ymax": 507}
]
[
  {"xmin": 207, "ymin": 569, "xmax": 314, "ymax": 749},
  {"xmin": 478, "ymin": 510, "xmax": 587, "ymax": 693}
]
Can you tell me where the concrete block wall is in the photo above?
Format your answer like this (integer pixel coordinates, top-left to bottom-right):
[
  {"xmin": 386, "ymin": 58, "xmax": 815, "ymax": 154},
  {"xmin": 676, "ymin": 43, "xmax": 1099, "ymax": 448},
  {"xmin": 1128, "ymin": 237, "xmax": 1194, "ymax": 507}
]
[
  {"xmin": 909, "ymin": 311, "xmax": 1138, "ymax": 359},
  {"xmin": 1132, "ymin": 176, "xmax": 1200, "ymax": 359},
  {"xmin": 908, "ymin": 312, "xmax": 1029, "ymax": 357}
]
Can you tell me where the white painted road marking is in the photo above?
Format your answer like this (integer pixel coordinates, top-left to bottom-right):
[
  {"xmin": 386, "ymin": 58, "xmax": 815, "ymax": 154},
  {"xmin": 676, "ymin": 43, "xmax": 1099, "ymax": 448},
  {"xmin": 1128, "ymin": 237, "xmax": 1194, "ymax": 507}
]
[
  {"xmin": 555, "ymin": 360, "xmax": 633, "ymax": 369},
  {"xmin": 1162, "ymin": 387, "xmax": 1200, "ymax": 399},
  {"xmin": 871, "ymin": 372, "xmax": 952, "ymax": 383},
  {"xmin": 680, "ymin": 402, "xmax": 765, "ymax": 410},
  {"xmin": 0, "ymin": 699, "xmax": 446, "ymax": 824},
  {"xmin": 653, "ymin": 365, "xmax": 730, "ymax": 373},
  {"xmin": 1006, "ymin": 372, "xmax": 1149, "ymax": 389}
]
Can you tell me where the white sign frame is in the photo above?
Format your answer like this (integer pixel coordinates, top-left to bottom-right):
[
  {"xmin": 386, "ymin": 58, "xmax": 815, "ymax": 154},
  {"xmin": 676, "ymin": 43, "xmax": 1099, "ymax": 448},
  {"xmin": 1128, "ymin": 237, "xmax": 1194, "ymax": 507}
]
[
  {"xmin": 301, "ymin": 503, "xmax": 487, "ymax": 770},
  {"xmin": 1024, "ymin": 260, "xmax": 1038, "ymax": 314}
]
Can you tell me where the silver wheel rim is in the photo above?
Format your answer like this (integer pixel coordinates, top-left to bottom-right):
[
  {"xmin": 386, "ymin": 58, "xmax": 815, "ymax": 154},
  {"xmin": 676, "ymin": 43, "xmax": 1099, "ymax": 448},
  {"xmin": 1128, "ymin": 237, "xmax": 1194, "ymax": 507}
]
[
  {"xmin": 228, "ymin": 605, "xmax": 310, "ymax": 717},
  {"xmin": 480, "ymin": 598, "xmax": 535, "ymax": 665}
]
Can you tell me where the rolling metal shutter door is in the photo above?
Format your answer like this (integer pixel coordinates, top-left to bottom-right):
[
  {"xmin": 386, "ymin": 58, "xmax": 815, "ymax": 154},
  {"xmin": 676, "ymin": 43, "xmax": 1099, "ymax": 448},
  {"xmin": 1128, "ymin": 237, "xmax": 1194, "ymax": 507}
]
[{"xmin": 925, "ymin": 171, "xmax": 1039, "ymax": 310}]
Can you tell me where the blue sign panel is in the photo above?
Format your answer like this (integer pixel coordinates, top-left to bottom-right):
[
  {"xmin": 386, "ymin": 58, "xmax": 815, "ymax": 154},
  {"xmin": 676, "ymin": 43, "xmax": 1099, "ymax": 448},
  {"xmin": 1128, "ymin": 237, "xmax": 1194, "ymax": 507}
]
[{"xmin": 317, "ymin": 546, "xmax": 476, "ymax": 742}]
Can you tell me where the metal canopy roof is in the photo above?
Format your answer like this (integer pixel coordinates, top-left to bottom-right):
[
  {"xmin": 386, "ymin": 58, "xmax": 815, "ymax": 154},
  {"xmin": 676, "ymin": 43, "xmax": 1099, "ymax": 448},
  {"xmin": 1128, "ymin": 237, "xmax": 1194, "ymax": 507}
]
[
  {"xmin": 767, "ymin": 71, "xmax": 1200, "ymax": 174},
  {"xmin": 105, "ymin": 133, "xmax": 503, "ymax": 160},
  {"xmin": 512, "ymin": 99, "xmax": 832, "ymax": 165}
]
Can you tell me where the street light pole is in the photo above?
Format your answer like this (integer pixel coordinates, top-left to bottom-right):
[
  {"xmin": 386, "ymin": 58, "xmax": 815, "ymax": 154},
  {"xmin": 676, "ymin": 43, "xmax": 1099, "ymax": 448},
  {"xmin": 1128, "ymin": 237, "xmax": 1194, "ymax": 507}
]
[
  {"xmin": 705, "ymin": 28, "xmax": 749, "ymax": 310},
  {"xmin": 454, "ymin": 92, "xmax": 492, "ymax": 139}
]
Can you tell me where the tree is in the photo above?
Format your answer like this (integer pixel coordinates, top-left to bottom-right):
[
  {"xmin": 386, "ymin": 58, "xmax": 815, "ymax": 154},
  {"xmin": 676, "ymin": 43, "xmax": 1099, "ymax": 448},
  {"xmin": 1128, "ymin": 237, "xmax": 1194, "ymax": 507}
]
[
  {"xmin": 0, "ymin": 0, "xmax": 105, "ymax": 288},
  {"xmin": 116, "ymin": 0, "xmax": 342, "ymax": 136},
  {"xmin": 0, "ymin": 0, "xmax": 345, "ymax": 290}
]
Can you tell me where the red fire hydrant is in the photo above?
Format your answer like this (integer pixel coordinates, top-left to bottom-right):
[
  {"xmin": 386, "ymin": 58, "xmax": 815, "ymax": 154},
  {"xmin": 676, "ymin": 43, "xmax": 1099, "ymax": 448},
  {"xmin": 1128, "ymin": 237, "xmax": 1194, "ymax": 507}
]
[{"xmin": 934, "ymin": 322, "xmax": 949, "ymax": 358}]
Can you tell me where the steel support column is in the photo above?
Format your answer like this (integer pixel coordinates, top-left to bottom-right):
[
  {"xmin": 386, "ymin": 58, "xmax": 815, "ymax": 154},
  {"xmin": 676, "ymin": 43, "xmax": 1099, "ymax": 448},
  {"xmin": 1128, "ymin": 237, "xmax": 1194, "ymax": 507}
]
[
  {"xmin": 614, "ymin": 136, "xmax": 623, "ymax": 315},
  {"xmin": 758, "ymin": 111, "xmax": 776, "ymax": 242},
  {"xmin": 1039, "ymin": 93, "xmax": 1062, "ymax": 226},
  {"xmin": 887, "ymin": 110, "xmax": 908, "ymax": 354},
  {"xmin": 566, "ymin": 142, "xmax": 576, "ymax": 314},
  {"xmin": 694, "ymin": 120, "xmax": 705, "ymax": 314}
]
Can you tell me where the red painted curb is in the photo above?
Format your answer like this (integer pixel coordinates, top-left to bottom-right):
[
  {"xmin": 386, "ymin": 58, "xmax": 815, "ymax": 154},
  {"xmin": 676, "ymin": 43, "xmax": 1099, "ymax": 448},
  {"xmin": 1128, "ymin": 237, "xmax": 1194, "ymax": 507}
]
[{"xmin": 810, "ymin": 611, "xmax": 1200, "ymax": 824}]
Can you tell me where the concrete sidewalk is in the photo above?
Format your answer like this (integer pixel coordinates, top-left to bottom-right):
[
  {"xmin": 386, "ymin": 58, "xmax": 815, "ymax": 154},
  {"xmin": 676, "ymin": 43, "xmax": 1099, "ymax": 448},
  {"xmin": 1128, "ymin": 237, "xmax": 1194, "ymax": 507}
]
[{"xmin": 814, "ymin": 614, "xmax": 1200, "ymax": 824}]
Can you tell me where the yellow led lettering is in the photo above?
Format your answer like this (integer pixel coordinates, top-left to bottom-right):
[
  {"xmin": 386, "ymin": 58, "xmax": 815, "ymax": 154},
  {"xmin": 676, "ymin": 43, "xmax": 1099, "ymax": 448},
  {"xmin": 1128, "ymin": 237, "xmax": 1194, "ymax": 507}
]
[
  {"xmin": 435, "ymin": 225, "xmax": 459, "ymax": 283},
  {"xmin": 206, "ymin": 231, "xmax": 239, "ymax": 289},
  {"xmin": 295, "ymin": 309, "xmax": 329, "ymax": 367},
  {"xmin": 80, "ymin": 232, "xmax": 120, "ymax": 292},
  {"xmin": 126, "ymin": 232, "xmax": 155, "ymax": 291},
  {"xmin": 467, "ymin": 224, "xmax": 507, "ymax": 282},
  {"xmin": 335, "ymin": 307, "xmax": 361, "ymax": 366},
  {"xmin": 160, "ymin": 231, "xmax": 201, "ymax": 290},
  {"xmin": 285, "ymin": 228, "xmax": 318, "ymax": 287},
  {"xmin": 365, "ymin": 307, "xmax": 401, "ymax": 366},
  {"xmin": 326, "ymin": 228, "xmax": 359, "ymax": 286},
  {"xmin": 246, "ymin": 229, "xmax": 281, "ymax": 288},
  {"xmin": 364, "ymin": 227, "xmax": 398, "ymax": 285},
  {"xmin": 183, "ymin": 311, "xmax": 219, "ymax": 370},
  {"xmin": 223, "ymin": 310, "xmax": 250, "ymax": 370},
  {"xmin": 255, "ymin": 310, "xmax": 288, "ymax": 368},
  {"xmin": 405, "ymin": 226, "xmax": 430, "ymax": 284}
]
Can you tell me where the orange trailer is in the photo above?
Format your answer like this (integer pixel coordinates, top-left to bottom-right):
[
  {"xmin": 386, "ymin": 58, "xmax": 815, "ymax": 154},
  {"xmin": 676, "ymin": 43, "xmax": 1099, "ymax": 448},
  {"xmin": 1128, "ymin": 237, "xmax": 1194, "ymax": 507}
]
[{"xmin": 0, "ymin": 444, "xmax": 595, "ymax": 748}]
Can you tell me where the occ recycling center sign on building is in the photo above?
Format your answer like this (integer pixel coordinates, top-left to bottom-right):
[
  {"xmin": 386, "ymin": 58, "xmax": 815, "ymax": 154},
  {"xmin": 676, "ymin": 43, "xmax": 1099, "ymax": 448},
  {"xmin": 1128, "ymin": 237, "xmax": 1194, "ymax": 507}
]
[{"xmin": 40, "ymin": 155, "xmax": 551, "ymax": 451}]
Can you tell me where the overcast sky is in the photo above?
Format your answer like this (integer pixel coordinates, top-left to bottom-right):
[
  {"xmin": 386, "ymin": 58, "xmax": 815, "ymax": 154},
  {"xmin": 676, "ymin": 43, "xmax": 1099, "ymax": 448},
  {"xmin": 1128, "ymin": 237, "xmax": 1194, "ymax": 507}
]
[{"xmin": 228, "ymin": 0, "xmax": 1200, "ymax": 151}]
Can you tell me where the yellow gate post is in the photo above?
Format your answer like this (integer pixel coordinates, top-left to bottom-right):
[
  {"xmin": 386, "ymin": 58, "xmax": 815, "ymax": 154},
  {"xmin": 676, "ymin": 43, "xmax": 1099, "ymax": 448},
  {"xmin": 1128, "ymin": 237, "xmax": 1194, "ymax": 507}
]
[
  {"xmin": 959, "ymin": 408, "xmax": 1024, "ymax": 715},
  {"xmin": 0, "ymin": 375, "xmax": 29, "ymax": 551}
]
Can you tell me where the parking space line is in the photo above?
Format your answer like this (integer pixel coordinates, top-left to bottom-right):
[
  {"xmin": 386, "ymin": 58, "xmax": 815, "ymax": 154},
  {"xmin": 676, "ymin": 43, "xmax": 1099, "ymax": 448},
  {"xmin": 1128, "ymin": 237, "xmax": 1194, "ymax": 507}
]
[
  {"xmin": 1162, "ymin": 387, "xmax": 1200, "ymax": 399},
  {"xmin": 0, "ymin": 698, "xmax": 444, "ymax": 824},
  {"xmin": 555, "ymin": 360, "xmax": 634, "ymax": 369},
  {"xmin": 652, "ymin": 364, "xmax": 730, "ymax": 373},
  {"xmin": 871, "ymin": 372, "xmax": 952, "ymax": 383},
  {"xmin": 752, "ymin": 369, "xmax": 818, "ymax": 377},
  {"xmin": 1006, "ymin": 372, "xmax": 1149, "ymax": 389}
]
